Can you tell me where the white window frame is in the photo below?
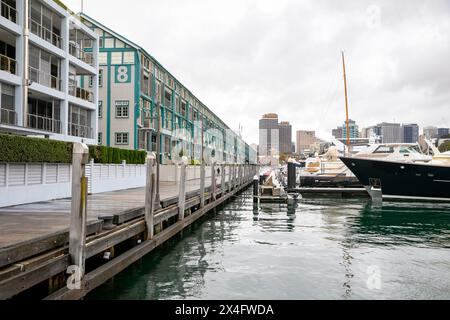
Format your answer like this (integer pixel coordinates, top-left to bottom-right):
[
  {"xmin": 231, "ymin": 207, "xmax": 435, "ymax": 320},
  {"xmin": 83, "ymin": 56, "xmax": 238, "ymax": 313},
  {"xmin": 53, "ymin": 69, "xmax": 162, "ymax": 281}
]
[{"xmin": 115, "ymin": 132, "xmax": 129, "ymax": 145}]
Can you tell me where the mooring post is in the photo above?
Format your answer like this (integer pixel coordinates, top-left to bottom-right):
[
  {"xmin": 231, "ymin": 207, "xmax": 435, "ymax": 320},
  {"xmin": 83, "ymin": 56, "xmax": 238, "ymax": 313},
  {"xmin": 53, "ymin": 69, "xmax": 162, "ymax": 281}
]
[
  {"xmin": 178, "ymin": 156, "xmax": 188, "ymax": 221},
  {"xmin": 253, "ymin": 175, "xmax": 259, "ymax": 203},
  {"xmin": 211, "ymin": 162, "xmax": 216, "ymax": 201},
  {"xmin": 200, "ymin": 158, "xmax": 206, "ymax": 208},
  {"xmin": 69, "ymin": 142, "xmax": 89, "ymax": 280},
  {"xmin": 221, "ymin": 163, "xmax": 226, "ymax": 195},
  {"xmin": 144, "ymin": 153, "xmax": 156, "ymax": 239},
  {"xmin": 287, "ymin": 161, "xmax": 297, "ymax": 190},
  {"xmin": 228, "ymin": 164, "xmax": 232, "ymax": 192}
]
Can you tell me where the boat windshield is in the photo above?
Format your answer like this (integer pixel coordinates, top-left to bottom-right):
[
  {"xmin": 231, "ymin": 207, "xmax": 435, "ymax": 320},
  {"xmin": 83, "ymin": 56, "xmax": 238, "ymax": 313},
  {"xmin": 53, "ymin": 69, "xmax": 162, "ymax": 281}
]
[{"xmin": 399, "ymin": 146, "xmax": 421, "ymax": 154}]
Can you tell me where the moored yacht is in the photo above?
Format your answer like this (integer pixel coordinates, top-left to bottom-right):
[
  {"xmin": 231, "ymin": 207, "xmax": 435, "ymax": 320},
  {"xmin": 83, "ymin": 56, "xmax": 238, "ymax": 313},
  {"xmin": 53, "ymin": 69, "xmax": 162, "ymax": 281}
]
[{"xmin": 340, "ymin": 154, "xmax": 450, "ymax": 202}]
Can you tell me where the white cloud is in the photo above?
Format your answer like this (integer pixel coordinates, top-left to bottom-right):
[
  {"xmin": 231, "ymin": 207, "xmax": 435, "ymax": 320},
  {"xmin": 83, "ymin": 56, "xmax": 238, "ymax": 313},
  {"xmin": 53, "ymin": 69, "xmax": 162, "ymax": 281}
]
[{"xmin": 64, "ymin": 0, "xmax": 450, "ymax": 144}]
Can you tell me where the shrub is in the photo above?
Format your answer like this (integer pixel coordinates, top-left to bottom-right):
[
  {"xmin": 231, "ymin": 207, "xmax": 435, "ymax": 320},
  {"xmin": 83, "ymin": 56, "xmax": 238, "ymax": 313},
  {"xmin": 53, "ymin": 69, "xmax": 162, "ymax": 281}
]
[
  {"xmin": 88, "ymin": 145, "xmax": 147, "ymax": 164},
  {"xmin": 0, "ymin": 134, "xmax": 73, "ymax": 163}
]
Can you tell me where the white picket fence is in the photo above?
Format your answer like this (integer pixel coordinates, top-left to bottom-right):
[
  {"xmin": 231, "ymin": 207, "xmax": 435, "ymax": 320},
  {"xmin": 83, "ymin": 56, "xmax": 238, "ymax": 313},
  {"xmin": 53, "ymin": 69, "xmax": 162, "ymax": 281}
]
[{"xmin": 0, "ymin": 162, "xmax": 230, "ymax": 208}]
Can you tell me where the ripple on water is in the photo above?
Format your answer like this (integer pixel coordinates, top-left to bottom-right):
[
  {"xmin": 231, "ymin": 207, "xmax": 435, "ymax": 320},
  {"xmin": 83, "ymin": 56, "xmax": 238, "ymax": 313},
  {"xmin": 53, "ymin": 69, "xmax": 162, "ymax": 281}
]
[{"xmin": 87, "ymin": 190, "xmax": 450, "ymax": 300}]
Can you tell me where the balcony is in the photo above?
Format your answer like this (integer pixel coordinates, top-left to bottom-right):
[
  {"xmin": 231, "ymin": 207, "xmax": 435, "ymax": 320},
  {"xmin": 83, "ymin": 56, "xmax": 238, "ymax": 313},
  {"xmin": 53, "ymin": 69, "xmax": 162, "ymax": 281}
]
[
  {"xmin": 29, "ymin": 66, "xmax": 61, "ymax": 91},
  {"xmin": 1, "ymin": 0, "xmax": 16, "ymax": 23},
  {"xmin": 27, "ymin": 113, "xmax": 61, "ymax": 133},
  {"xmin": 68, "ymin": 123, "xmax": 93, "ymax": 139},
  {"xmin": 69, "ymin": 75, "xmax": 94, "ymax": 103},
  {"xmin": 0, "ymin": 53, "xmax": 16, "ymax": 74},
  {"xmin": 69, "ymin": 42, "xmax": 94, "ymax": 66},
  {"xmin": 29, "ymin": 18, "xmax": 63, "ymax": 49},
  {"xmin": 0, "ymin": 107, "xmax": 16, "ymax": 125}
]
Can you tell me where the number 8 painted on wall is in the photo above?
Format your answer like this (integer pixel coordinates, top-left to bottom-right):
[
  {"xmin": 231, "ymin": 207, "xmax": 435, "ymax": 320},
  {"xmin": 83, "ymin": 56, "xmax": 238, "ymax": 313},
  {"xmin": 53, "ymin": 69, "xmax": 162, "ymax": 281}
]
[{"xmin": 116, "ymin": 65, "xmax": 131, "ymax": 83}]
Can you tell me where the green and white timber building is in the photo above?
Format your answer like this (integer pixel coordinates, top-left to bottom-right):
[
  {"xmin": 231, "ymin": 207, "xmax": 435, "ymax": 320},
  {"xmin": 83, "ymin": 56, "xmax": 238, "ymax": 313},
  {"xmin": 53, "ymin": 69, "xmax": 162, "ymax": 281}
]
[{"xmin": 79, "ymin": 14, "xmax": 256, "ymax": 165}]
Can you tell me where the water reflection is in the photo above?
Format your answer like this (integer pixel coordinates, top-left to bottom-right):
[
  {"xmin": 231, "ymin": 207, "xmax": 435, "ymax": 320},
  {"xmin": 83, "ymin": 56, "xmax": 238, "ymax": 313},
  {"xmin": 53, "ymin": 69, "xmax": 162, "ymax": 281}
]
[{"xmin": 87, "ymin": 191, "xmax": 450, "ymax": 300}]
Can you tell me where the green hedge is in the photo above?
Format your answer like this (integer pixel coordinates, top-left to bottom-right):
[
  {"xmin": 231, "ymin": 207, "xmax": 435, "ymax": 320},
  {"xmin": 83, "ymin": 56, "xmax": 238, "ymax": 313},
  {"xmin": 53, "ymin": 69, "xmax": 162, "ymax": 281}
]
[
  {"xmin": 0, "ymin": 134, "xmax": 73, "ymax": 163},
  {"xmin": 0, "ymin": 134, "xmax": 147, "ymax": 164},
  {"xmin": 88, "ymin": 146, "xmax": 147, "ymax": 164}
]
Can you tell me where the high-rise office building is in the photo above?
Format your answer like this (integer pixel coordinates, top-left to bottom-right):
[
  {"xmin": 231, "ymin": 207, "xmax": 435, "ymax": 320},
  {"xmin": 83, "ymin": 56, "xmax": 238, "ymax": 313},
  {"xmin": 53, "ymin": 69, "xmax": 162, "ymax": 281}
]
[
  {"xmin": 403, "ymin": 124, "xmax": 419, "ymax": 143},
  {"xmin": 332, "ymin": 127, "xmax": 343, "ymax": 139},
  {"xmin": 378, "ymin": 122, "xmax": 404, "ymax": 143},
  {"xmin": 423, "ymin": 126, "xmax": 438, "ymax": 140},
  {"xmin": 259, "ymin": 113, "xmax": 279, "ymax": 157},
  {"xmin": 279, "ymin": 121, "xmax": 292, "ymax": 155},
  {"xmin": 438, "ymin": 128, "xmax": 449, "ymax": 139},
  {"xmin": 296, "ymin": 130, "xmax": 316, "ymax": 154}
]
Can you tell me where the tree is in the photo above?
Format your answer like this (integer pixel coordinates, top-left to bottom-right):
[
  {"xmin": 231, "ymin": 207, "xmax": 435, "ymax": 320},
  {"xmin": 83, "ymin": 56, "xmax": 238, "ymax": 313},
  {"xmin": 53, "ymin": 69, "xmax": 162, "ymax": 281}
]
[{"xmin": 438, "ymin": 141, "xmax": 450, "ymax": 153}]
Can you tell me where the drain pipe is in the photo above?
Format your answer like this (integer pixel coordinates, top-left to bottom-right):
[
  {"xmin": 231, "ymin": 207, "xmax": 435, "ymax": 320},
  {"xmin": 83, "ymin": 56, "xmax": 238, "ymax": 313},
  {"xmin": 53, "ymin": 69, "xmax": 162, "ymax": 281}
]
[{"xmin": 22, "ymin": 0, "xmax": 29, "ymax": 128}]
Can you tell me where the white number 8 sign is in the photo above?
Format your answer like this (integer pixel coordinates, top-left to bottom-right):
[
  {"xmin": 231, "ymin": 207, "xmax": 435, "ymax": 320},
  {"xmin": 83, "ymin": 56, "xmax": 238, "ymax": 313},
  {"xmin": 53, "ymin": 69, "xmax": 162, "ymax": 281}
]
[{"xmin": 116, "ymin": 66, "xmax": 129, "ymax": 83}]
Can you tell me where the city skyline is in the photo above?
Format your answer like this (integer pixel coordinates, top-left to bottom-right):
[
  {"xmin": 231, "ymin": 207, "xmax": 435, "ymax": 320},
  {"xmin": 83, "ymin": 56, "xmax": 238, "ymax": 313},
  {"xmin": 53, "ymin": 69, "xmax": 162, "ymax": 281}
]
[{"xmin": 63, "ymin": 0, "xmax": 450, "ymax": 146}]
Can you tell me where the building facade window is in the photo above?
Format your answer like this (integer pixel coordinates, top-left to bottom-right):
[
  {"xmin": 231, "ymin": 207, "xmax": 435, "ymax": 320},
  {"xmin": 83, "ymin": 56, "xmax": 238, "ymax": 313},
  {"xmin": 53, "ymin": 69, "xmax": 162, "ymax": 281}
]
[
  {"xmin": 98, "ymin": 69, "xmax": 103, "ymax": 87},
  {"xmin": 0, "ymin": 82, "xmax": 16, "ymax": 125},
  {"xmin": 98, "ymin": 101, "xmax": 103, "ymax": 118},
  {"xmin": 115, "ymin": 100, "xmax": 129, "ymax": 118},
  {"xmin": 115, "ymin": 132, "xmax": 129, "ymax": 145},
  {"xmin": 98, "ymin": 132, "xmax": 102, "ymax": 145}
]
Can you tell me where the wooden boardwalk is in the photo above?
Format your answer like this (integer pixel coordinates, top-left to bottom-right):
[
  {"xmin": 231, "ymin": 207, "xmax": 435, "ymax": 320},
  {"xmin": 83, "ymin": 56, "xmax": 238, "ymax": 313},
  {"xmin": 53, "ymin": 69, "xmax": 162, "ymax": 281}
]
[{"xmin": 0, "ymin": 166, "xmax": 256, "ymax": 300}]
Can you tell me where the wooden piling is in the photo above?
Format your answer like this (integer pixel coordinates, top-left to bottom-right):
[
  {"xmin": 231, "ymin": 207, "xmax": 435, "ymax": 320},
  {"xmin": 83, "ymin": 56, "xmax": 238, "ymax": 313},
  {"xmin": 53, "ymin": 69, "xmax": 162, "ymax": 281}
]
[
  {"xmin": 178, "ymin": 158, "xmax": 187, "ymax": 220},
  {"xmin": 144, "ymin": 155, "xmax": 155, "ymax": 239},
  {"xmin": 200, "ymin": 160, "xmax": 205, "ymax": 208},
  {"xmin": 221, "ymin": 164, "xmax": 226, "ymax": 196},
  {"xmin": 211, "ymin": 162, "xmax": 216, "ymax": 201},
  {"xmin": 69, "ymin": 143, "xmax": 89, "ymax": 280}
]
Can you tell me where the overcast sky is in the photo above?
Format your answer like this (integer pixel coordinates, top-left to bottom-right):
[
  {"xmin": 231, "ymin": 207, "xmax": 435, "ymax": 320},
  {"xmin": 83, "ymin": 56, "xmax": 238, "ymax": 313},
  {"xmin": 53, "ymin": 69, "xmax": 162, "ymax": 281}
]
[{"xmin": 64, "ymin": 0, "xmax": 450, "ymax": 145}]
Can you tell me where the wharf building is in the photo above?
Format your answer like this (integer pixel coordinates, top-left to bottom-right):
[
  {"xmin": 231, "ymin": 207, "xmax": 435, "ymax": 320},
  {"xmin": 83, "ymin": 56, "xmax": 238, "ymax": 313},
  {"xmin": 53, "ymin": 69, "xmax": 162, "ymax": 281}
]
[
  {"xmin": 79, "ymin": 13, "xmax": 255, "ymax": 165},
  {"xmin": 0, "ymin": 0, "xmax": 99, "ymax": 144}
]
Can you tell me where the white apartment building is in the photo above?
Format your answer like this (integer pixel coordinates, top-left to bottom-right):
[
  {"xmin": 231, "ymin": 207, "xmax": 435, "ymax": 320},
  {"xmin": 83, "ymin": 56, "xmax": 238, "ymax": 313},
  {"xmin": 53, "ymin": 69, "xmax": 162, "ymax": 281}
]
[{"xmin": 0, "ymin": 0, "xmax": 99, "ymax": 144}]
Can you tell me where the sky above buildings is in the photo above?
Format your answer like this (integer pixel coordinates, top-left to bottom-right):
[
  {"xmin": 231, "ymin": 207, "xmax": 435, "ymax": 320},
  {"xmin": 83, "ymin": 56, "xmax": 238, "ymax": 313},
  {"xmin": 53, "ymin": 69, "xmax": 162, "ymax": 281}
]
[{"xmin": 64, "ymin": 0, "xmax": 450, "ymax": 145}]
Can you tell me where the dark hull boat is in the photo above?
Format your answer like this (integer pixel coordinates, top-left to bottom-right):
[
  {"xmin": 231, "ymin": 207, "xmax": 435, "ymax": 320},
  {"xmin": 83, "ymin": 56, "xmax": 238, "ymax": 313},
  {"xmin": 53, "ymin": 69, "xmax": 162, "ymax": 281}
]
[{"xmin": 340, "ymin": 157, "xmax": 450, "ymax": 202}]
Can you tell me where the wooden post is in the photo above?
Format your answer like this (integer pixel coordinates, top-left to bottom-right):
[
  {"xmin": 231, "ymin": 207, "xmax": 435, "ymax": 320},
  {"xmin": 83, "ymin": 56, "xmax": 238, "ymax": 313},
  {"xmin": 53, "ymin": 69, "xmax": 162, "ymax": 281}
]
[
  {"xmin": 221, "ymin": 164, "xmax": 225, "ymax": 195},
  {"xmin": 144, "ymin": 154, "xmax": 156, "ymax": 239},
  {"xmin": 69, "ymin": 142, "xmax": 89, "ymax": 280},
  {"xmin": 200, "ymin": 158, "xmax": 205, "ymax": 208},
  {"xmin": 228, "ymin": 165, "xmax": 232, "ymax": 192},
  {"xmin": 211, "ymin": 162, "xmax": 216, "ymax": 201},
  {"xmin": 178, "ymin": 157, "xmax": 188, "ymax": 220}
]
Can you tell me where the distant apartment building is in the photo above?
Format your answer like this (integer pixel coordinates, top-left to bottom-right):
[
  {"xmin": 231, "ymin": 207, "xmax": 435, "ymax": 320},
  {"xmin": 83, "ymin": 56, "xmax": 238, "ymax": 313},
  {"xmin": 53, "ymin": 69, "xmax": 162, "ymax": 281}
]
[
  {"xmin": 80, "ymin": 14, "xmax": 254, "ymax": 164},
  {"xmin": 279, "ymin": 121, "xmax": 292, "ymax": 154},
  {"xmin": 341, "ymin": 119, "xmax": 359, "ymax": 140},
  {"xmin": 296, "ymin": 130, "xmax": 316, "ymax": 154},
  {"xmin": 423, "ymin": 126, "xmax": 438, "ymax": 140},
  {"xmin": 332, "ymin": 127, "xmax": 342, "ymax": 139},
  {"xmin": 438, "ymin": 128, "xmax": 449, "ymax": 139},
  {"xmin": 403, "ymin": 124, "xmax": 419, "ymax": 143},
  {"xmin": 377, "ymin": 122, "xmax": 404, "ymax": 143},
  {"xmin": 0, "ymin": 0, "xmax": 99, "ymax": 145}
]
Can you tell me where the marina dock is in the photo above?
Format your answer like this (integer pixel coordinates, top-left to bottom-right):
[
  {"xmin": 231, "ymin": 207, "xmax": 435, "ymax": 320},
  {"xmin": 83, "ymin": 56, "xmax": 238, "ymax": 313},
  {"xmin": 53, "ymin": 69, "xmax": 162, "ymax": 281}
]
[{"xmin": 0, "ymin": 162, "xmax": 257, "ymax": 300}]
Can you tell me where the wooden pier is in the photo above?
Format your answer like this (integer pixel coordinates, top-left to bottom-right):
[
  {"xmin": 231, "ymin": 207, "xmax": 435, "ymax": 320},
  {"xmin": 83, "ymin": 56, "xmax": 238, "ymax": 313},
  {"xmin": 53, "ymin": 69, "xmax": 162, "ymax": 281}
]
[{"xmin": 0, "ymin": 148, "xmax": 257, "ymax": 300}]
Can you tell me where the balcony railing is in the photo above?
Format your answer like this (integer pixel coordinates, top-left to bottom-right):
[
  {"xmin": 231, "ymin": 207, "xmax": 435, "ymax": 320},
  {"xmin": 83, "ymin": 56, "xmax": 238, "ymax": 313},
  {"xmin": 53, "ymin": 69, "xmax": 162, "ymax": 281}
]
[
  {"xmin": 69, "ymin": 123, "xmax": 93, "ymax": 139},
  {"xmin": 1, "ymin": 0, "xmax": 17, "ymax": 23},
  {"xmin": 69, "ymin": 83, "xmax": 94, "ymax": 103},
  {"xmin": 69, "ymin": 42, "xmax": 95, "ymax": 66},
  {"xmin": 0, "ymin": 53, "xmax": 16, "ymax": 74},
  {"xmin": 28, "ymin": 113, "xmax": 61, "ymax": 133},
  {"xmin": 29, "ymin": 66, "xmax": 61, "ymax": 91},
  {"xmin": 0, "ymin": 107, "xmax": 17, "ymax": 125},
  {"xmin": 29, "ymin": 18, "xmax": 63, "ymax": 49}
]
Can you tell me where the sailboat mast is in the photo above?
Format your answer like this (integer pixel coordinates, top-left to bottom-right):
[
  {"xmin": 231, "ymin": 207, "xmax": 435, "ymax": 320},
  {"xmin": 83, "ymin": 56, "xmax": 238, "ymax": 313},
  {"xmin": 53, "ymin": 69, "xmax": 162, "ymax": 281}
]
[{"xmin": 342, "ymin": 51, "xmax": 351, "ymax": 154}]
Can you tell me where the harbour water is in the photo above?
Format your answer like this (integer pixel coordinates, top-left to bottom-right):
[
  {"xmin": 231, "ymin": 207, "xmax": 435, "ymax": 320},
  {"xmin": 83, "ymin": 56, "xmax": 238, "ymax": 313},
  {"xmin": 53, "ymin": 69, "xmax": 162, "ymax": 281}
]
[{"xmin": 87, "ymin": 190, "xmax": 450, "ymax": 300}]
